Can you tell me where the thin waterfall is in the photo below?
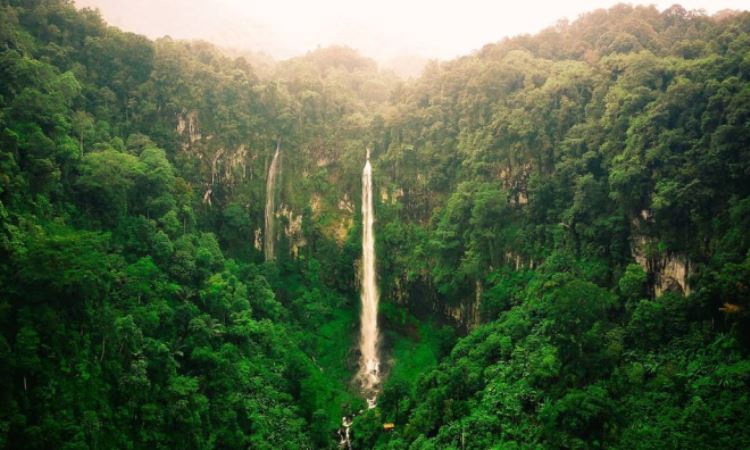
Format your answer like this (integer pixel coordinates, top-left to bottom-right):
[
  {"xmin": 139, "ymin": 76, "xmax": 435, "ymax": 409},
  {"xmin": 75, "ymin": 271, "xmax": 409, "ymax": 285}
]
[
  {"xmin": 264, "ymin": 141, "xmax": 281, "ymax": 261},
  {"xmin": 357, "ymin": 148, "xmax": 380, "ymax": 407}
]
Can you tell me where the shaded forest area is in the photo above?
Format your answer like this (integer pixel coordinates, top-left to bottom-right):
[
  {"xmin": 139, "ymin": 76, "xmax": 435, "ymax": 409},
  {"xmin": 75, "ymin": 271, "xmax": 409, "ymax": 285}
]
[{"xmin": 1, "ymin": 1, "xmax": 749, "ymax": 449}]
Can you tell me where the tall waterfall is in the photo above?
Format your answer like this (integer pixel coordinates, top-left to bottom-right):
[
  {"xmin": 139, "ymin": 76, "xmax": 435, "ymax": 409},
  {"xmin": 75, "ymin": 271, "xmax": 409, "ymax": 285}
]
[
  {"xmin": 357, "ymin": 148, "xmax": 380, "ymax": 407},
  {"xmin": 264, "ymin": 141, "xmax": 281, "ymax": 261}
]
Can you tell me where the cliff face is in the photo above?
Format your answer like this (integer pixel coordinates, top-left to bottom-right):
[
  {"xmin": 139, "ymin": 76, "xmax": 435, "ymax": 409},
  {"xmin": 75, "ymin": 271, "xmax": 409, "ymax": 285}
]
[
  {"xmin": 176, "ymin": 110, "xmax": 257, "ymax": 207},
  {"xmin": 631, "ymin": 210, "xmax": 692, "ymax": 297},
  {"xmin": 385, "ymin": 273, "xmax": 482, "ymax": 333},
  {"xmin": 175, "ymin": 110, "xmax": 322, "ymax": 259},
  {"xmin": 652, "ymin": 254, "xmax": 691, "ymax": 296},
  {"xmin": 444, "ymin": 280, "xmax": 484, "ymax": 330},
  {"xmin": 633, "ymin": 238, "xmax": 692, "ymax": 297}
]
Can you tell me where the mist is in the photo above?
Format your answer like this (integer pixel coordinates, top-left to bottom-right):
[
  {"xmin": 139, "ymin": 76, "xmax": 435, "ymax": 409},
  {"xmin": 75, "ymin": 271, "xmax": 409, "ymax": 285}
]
[{"xmin": 74, "ymin": 0, "xmax": 747, "ymax": 68}]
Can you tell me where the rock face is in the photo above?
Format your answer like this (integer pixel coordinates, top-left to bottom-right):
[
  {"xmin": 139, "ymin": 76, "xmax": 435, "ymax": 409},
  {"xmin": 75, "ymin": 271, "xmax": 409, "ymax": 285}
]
[
  {"xmin": 254, "ymin": 228, "xmax": 262, "ymax": 251},
  {"xmin": 652, "ymin": 254, "xmax": 691, "ymax": 297},
  {"xmin": 279, "ymin": 204, "xmax": 305, "ymax": 258},
  {"xmin": 380, "ymin": 186, "xmax": 404, "ymax": 204},
  {"xmin": 631, "ymin": 210, "xmax": 691, "ymax": 297},
  {"xmin": 388, "ymin": 274, "xmax": 484, "ymax": 333},
  {"xmin": 308, "ymin": 193, "xmax": 354, "ymax": 246},
  {"xmin": 443, "ymin": 280, "xmax": 483, "ymax": 330},
  {"xmin": 177, "ymin": 110, "xmax": 201, "ymax": 146},
  {"xmin": 498, "ymin": 163, "xmax": 532, "ymax": 206},
  {"xmin": 634, "ymin": 247, "xmax": 692, "ymax": 297},
  {"xmin": 176, "ymin": 110, "xmax": 256, "ymax": 207}
]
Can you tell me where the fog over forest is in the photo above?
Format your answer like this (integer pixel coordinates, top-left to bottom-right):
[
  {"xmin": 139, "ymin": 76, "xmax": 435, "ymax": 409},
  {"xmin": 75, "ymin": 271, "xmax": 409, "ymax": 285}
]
[{"xmin": 75, "ymin": 0, "xmax": 747, "ymax": 73}]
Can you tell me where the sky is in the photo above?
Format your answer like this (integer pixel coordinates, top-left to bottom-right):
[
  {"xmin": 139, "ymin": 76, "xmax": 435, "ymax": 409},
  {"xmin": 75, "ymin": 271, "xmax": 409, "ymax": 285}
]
[{"xmin": 73, "ymin": 0, "xmax": 749, "ymax": 62}]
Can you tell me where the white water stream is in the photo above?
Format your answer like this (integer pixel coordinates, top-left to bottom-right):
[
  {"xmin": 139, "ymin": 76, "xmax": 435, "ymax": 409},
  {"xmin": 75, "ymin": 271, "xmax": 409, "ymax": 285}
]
[
  {"xmin": 339, "ymin": 150, "xmax": 382, "ymax": 448},
  {"xmin": 264, "ymin": 141, "xmax": 281, "ymax": 261},
  {"xmin": 357, "ymin": 148, "xmax": 380, "ymax": 408}
]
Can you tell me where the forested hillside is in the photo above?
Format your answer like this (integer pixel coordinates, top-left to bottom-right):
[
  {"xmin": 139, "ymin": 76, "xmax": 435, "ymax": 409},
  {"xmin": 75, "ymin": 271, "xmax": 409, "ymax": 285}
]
[{"xmin": 1, "ymin": 1, "xmax": 749, "ymax": 449}]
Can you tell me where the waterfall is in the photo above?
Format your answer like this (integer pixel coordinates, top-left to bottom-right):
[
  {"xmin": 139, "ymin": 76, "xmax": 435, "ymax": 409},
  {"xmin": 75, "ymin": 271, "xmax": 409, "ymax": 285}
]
[
  {"xmin": 357, "ymin": 148, "xmax": 380, "ymax": 408},
  {"xmin": 264, "ymin": 141, "xmax": 281, "ymax": 261},
  {"xmin": 338, "ymin": 416, "xmax": 353, "ymax": 449}
]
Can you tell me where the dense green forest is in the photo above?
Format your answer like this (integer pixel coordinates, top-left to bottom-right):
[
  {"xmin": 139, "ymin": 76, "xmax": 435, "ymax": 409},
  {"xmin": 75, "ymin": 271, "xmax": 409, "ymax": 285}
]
[{"xmin": 1, "ymin": 1, "xmax": 750, "ymax": 448}]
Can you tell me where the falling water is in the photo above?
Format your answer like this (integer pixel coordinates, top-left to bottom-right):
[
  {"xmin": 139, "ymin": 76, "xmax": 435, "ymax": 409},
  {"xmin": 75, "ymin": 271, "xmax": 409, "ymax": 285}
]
[
  {"xmin": 264, "ymin": 141, "xmax": 281, "ymax": 261},
  {"xmin": 338, "ymin": 416, "xmax": 353, "ymax": 449},
  {"xmin": 357, "ymin": 148, "xmax": 380, "ymax": 408}
]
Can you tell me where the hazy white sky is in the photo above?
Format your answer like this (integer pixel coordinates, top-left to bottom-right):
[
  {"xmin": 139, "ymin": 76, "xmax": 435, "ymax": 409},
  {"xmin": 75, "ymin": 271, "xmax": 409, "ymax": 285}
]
[{"xmin": 74, "ymin": 1, "xmax": 748, "ymax": 61}]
